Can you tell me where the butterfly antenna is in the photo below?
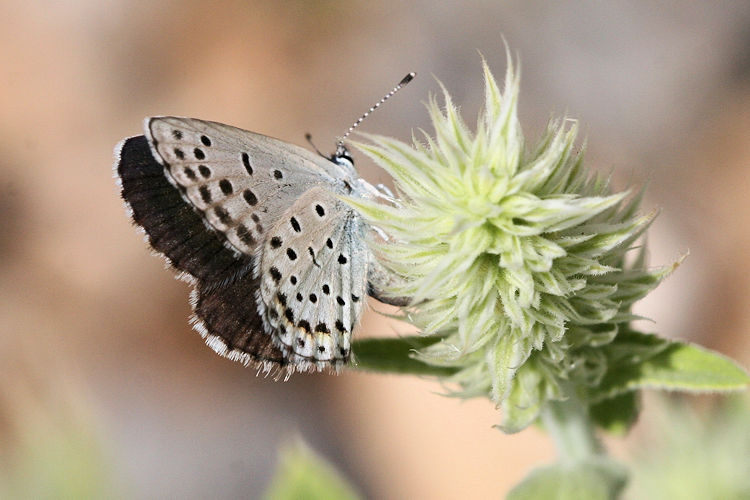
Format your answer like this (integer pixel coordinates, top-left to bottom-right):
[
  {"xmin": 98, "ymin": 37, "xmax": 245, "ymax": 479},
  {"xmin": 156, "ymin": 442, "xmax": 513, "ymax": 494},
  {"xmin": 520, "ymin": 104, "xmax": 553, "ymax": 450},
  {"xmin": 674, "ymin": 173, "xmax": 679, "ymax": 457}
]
[
  {"xmin": 335, "ymin": 72, "xmax": 416, "ymax": 157},
  {"xmin": 305, "ymin": 133, "xmax": 325, "ymax": 157}
]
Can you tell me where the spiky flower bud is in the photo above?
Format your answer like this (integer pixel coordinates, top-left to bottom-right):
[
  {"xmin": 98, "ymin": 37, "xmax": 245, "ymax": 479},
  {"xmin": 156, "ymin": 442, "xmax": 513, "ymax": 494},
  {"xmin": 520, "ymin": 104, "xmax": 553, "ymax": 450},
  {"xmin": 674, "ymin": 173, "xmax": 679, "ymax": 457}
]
[{"xmin": 348, "ymin": 56, "xmax": 679, "ymax": 432}]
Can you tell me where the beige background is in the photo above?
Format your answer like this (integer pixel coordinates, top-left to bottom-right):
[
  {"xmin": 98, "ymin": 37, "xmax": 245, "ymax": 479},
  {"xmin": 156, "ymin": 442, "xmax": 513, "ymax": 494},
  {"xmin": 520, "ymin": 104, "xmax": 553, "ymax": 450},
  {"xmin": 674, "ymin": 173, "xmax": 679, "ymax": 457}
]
[{"xmin": 1, "ymin": 1, "xmax": 749, "ymax": 498}]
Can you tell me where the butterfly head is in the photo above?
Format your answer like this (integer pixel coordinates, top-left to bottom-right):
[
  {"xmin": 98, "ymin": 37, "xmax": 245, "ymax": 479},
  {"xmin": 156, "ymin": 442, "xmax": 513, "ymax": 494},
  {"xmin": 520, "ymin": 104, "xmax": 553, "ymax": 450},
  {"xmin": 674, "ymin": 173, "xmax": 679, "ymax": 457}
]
[
  {"xmin": 329, "ymin": 143, "xmax": 361, "ymax": 195},
  {"xmin": 326, "ymin": 141, "xmax": 385, "ymax": 200},
  {"xmin": 331, "ymin": 143, "xmax": 355, "ymax": 171}
]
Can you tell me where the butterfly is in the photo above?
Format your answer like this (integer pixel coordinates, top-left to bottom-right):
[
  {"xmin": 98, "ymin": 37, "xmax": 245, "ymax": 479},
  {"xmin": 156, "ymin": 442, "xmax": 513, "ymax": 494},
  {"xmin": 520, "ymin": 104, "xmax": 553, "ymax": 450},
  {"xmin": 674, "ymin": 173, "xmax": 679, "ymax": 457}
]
[{"xmin": 114, "ymin": 75, "xmax": 413, "ymax": 378}]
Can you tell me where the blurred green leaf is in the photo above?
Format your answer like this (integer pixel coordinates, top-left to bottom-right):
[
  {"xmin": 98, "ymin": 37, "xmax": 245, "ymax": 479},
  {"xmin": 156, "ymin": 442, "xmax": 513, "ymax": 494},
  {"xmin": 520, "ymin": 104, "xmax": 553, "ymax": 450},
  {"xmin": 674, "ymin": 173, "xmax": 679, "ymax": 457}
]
[
  {"xmin": 351, "ymin": 335, "xmax": 458, "ymax": 376},
  {"xmin": 507, "ymin": 457, "xmax": 627, "ymax": 500},
  {"xmin": 627, "ymin": 396, "xmax": 750, "ymax": 500},
  {"xmin": 0, "ymin": 401, "xmax": 120, "ymax": 500},
  {"xmin": 263, "ymin": 439, "xmax": 361, "ymax": 500}
]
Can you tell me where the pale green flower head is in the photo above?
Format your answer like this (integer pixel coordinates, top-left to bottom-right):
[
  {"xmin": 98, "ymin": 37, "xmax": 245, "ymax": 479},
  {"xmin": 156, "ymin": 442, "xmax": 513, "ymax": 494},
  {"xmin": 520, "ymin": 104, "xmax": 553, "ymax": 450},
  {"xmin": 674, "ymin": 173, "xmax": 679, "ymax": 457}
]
[{"xmin": 348, "ymin": 56, "xmax": 678, "ymax": 432}]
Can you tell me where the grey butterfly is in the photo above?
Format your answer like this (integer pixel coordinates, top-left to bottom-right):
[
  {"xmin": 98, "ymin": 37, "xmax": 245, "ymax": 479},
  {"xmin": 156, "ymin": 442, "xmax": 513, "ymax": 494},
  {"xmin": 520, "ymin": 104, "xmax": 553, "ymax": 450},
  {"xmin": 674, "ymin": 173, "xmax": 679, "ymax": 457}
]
[{"xmin": 114, "ymin": 76, "xmax": 412, "ymax": 378}]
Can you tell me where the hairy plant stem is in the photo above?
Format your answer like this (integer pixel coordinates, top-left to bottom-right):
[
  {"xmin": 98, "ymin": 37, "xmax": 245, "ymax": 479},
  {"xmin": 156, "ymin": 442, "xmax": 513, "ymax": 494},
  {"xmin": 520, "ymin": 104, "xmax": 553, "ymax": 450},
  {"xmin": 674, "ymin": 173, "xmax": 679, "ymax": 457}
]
[{"xmin": 541, "ymin": 394, "xmax": 603, "ymax": 464}]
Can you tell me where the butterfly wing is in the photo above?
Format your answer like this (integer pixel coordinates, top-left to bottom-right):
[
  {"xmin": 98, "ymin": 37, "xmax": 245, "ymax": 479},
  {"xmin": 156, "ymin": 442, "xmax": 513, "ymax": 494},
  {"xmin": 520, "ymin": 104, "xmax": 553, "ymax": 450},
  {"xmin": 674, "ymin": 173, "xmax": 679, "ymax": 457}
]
[
  {"xmin": 258, "ymin": 187, "xmax": 368, "ymax": 372},
  {"xmin": 116, "ymin": 117, "xmax": 368, "ymax": 375},
  {"xmin": 146, "ymin": 117, "xmax": 343, "ymax": 263},
  {"xmin": 366, "ymin": 253, "xmax": 412, "ymax": 307},
  {"xmin": 116, "ymin": 135, "xmax": 254, "ymax": 285}
]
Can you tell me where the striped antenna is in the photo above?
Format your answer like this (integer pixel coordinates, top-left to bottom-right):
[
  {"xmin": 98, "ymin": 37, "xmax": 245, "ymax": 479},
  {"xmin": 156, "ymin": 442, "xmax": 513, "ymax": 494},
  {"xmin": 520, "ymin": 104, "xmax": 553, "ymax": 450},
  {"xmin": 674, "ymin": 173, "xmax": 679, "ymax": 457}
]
[{"xmin": 335, "ymin": 72, "xmax": 416, "ymax": 155}]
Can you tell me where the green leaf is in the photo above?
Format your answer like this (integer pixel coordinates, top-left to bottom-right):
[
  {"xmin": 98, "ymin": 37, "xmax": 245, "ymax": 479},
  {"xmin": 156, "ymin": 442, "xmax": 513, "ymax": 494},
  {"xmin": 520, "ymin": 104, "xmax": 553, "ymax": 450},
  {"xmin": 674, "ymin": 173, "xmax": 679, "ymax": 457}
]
[
  {"xmin": 507, "ymin": 458, "xmax": 627, "ymax": 500},
  {"xmin": 589, "ymin": 391, "xmax": 641, "ymax": 435},
  {"xmin": 351, "ymin": 336, "xmax": 458, "ymax": 376},
  {"xmin": 627, "ymin": 396, "xmax": 750, "ymax": 500},
  {"xmin": 263, "ymin": 439, "xmax": 361, "ymax": 500},
  {"xmin": 594, "ymin": 331, "xmax": 750, "ymax": 401}
]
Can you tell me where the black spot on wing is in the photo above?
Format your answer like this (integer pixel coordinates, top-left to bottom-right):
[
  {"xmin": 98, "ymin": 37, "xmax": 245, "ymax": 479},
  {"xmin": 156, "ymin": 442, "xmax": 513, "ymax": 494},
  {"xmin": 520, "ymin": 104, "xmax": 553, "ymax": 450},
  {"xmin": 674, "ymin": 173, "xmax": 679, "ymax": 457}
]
[
  {"xmin": 242, "ymin": 152, "xmax": 253, "ymax": 175},
  {"xmin": 285, "ymin": 308, "xmax": 295, "ymax": 323},
  {"xmin": 243, "ymin": 189, "xmax": 258, "ymax": 206},
  {"xmin": 199, "ymin": 186, "xmax": 212, "ymax": 203},
  {"xmin": 237, "ymin": 224, "xmax": 256, "ymax": 246},
  {"xmin": 117, "ymin": 136, "xmax": 253, "ymax": 286},
  {"xmin": 269, "ymin": 266, "xmax": 282, "ymax": 283},
  {"xmin": 214, "ymin": 206, "xmax": 232, "ymax": 224},
  {"xmin": 219, "ymin": 179, "xmax": 233, "ymax": 195}
]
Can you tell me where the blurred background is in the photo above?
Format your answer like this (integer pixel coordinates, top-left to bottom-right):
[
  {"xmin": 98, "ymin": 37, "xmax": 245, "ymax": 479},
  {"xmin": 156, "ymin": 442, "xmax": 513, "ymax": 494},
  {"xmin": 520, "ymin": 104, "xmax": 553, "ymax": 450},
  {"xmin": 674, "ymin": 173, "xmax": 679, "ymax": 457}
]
[{"xmin": 1, "ymin": 1, "xmax": 749, "ymax": 498}]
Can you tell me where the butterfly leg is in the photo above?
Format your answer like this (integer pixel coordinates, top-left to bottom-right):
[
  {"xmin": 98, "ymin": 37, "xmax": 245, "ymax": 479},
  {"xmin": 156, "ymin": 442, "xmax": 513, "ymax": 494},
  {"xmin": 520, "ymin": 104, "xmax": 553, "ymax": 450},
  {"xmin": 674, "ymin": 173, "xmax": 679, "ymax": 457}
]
[{"xmin": 374, "ymin": 183, "xmax": 402, "ymax": 208}]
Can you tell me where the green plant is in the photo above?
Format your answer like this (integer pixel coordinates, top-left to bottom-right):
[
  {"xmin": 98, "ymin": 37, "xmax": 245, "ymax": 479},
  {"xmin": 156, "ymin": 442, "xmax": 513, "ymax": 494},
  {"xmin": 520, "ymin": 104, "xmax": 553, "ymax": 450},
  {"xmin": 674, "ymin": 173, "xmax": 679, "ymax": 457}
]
[{"xmin": 265, "ymin": 50, "xmax": 749, "ymax": 500}]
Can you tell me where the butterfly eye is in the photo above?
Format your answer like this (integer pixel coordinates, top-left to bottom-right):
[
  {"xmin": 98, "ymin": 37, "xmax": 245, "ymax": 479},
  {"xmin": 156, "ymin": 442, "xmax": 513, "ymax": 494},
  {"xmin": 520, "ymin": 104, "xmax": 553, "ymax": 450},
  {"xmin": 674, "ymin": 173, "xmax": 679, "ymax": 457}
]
[
  {"xmin": 338, "ymin": 153, "xmax": 354, "ymax": 167},
  {"xmin": 343, "ymin": 180, "xmax": 353, "ymax": 193}
]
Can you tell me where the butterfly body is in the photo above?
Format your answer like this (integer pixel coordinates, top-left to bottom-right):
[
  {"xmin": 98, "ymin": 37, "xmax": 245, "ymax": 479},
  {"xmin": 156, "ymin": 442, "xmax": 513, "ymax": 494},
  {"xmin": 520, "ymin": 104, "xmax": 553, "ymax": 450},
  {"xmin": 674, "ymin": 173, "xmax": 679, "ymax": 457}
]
[{"xmin": 116, "ymin": 117, "xmax": 393, "ymax": 377}]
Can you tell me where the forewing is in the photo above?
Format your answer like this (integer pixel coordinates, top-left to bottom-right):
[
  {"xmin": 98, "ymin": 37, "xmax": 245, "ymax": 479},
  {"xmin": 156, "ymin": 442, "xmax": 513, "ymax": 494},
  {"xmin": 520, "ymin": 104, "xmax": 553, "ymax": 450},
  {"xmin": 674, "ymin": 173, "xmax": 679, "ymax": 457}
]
[
  {"xmin": 147, "ymin": 117, "xmax": 338, "ymax": 259},
  {"xmin": 116, "ymin": 135, "xmax": 254, "ymax": 285}
]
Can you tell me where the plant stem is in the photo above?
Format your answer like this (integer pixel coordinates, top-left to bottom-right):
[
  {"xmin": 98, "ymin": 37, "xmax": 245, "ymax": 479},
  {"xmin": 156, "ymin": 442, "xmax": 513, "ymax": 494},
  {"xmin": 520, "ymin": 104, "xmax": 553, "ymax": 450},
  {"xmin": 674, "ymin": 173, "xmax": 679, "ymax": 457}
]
[{"xmin": 541, "ymin": 395, "xmax": 603, "ymax": 464}]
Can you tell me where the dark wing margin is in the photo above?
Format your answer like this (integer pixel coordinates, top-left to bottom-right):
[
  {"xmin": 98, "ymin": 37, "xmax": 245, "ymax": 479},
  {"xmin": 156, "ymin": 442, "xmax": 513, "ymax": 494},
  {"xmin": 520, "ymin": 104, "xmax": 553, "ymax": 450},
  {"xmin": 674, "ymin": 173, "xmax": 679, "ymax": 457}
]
[
  {"xmin": 116, "ymin": 135, "xmax": 254, "ymax": 287},
  {"xmin": 116, "ymin": 135, "xmax": 285, "ymax": 374},
  {"xmin": 190, "ymin": 273, "xmax": 287, "ymax": 372}
]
